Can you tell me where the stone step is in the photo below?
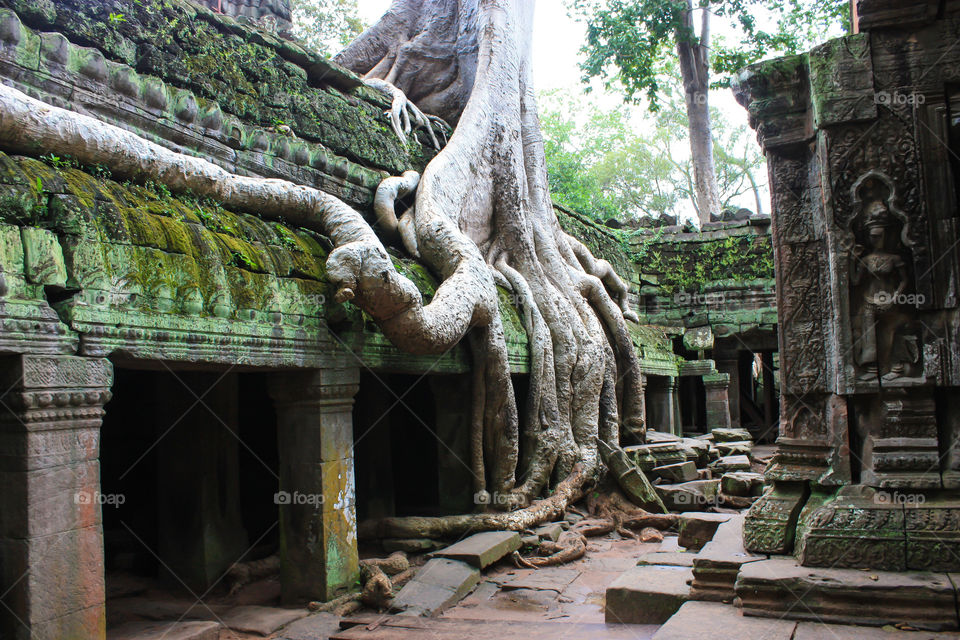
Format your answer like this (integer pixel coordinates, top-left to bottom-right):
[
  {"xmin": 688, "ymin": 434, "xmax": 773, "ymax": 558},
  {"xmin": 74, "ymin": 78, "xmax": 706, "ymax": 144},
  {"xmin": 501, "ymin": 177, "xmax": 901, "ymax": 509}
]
[
  {"xmin": 335, "ymin": 614, "xmax": 656, "ymax": 639},
  {"xmin": 107, "ymin": 621, "xmax": 221, "ymax": 640},
  {"xmin": 690, "ymin": 514, "xmax": 764, "ymax": 602},
  {"xmin": 605, "ymin": 565, "xmax": 693, "ymax": 624},
  {"xmin": 653, "ymin": 601, "xmax": 796, "ymax": 640},
  {"xmin": 677, "ymin": 512, "xmax": 732, "ymax": 550},
  {"xmin": 735, "ymin": 557, "xmax": 960, "ymax": 631},
  {"xmin": 390, "ymin": 558, "xmax": 480, "ymax": 617},
  {"xmin": 637, "ymin": 550, "xmax": 696, "ymax": 567},
  {"xmin": 220, "ymin": 605, "xmax": 308, "ymax": 635},
  {"xmin": 432, "ymin": 531, "xmax": 521, "ymax": 568}
]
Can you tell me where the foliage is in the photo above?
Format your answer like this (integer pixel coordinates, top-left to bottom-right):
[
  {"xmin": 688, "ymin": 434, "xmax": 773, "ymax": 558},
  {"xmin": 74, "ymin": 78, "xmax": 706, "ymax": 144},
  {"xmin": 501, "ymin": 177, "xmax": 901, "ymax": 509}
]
[
  {"xmin": 568, "ymin": 0, "xmax": 850, "ymax": 108},
  {"xmin": 539, "ymin": 89, "xmax": 766, "ymax": 222},
  {"xmin": 289, "ymin": 0, "xmax": 365, "ymax": 57}
]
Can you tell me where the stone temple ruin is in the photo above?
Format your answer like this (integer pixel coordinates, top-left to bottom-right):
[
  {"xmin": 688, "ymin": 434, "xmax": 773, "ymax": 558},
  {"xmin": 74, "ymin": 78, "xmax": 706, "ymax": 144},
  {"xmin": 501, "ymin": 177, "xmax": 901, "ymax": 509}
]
[{"xmin": 0, "ymin": 0, "xmax": 958, "ymax": 638}]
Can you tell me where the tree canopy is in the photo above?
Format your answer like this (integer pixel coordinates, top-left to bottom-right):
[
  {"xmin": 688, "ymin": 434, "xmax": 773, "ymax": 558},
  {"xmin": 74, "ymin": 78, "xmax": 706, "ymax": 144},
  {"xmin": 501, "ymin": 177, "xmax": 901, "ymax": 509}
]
[{"xmin": 569, "ymin": 0, "xmax": 850, "ymax": 108}]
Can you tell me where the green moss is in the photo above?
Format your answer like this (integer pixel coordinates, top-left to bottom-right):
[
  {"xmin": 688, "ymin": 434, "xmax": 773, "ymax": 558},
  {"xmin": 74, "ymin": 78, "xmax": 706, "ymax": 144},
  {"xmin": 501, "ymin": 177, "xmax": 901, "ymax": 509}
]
[{"xmin": 2, "ymin": 0, "xmax": 428, "ymax": 174}]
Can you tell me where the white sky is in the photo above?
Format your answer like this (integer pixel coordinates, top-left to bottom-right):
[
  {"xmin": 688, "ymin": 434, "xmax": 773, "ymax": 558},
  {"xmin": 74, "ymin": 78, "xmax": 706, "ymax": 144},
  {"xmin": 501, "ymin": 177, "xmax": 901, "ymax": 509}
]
[{"xmin": 354, "ymin": 1, "xmax": 799, "ymax": 221}]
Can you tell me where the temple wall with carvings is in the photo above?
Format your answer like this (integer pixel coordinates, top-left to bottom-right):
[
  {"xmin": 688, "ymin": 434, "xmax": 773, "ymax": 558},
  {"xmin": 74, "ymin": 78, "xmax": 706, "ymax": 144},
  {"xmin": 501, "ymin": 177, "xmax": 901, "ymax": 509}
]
[{"xmin": 736, "ymin": 0, "xmax": 960, "ymax": 573}]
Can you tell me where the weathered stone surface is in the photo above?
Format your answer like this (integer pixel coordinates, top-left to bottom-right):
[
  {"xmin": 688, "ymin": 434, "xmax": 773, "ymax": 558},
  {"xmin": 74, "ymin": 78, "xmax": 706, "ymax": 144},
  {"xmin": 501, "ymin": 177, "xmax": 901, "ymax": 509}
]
[
  {"xmin": 652, "ymin": 601, "xmax": 796, "ymax": 640},
  {"xmin": 534, "ymin": 523, "xmax": 563, "ymax": 542},
  {"xmin": 652, "ymin": 461, "xmax": 698, "ymax": 483},
  {"xmin": 711, "ymin": 428, "xmax": 753, "ymax": 443},
  {"xmin": 391, "ymin": 558, "xmax": 480, "ymax": 617},
  {"xmin": 625, "ymin": 442, "xmax": 688, "ymax": 471},
  {"xmin": 678, "ymin": 513, "xmax": 733, "ymax": 551},
  {"xmin": 107, "ymin": 621, "xmax": 221, "ymax": 640},
  {"xmin": 434, "ymin": 532, "xmax": 521, "ymax": 569},
  {"xmin": 220, "ymin": 606, "xmax": 308, "ymax": 636},
  {"xmin": 500, "ymin": 568, "xmax": 580, "ymax": 591},
  {"xmin": 691, "ymin": 515, "xmax": 764, "ymax": 602},
  {"xmin": 656, "ymin": 480, "xmax": 721, "ymax": 512},
  {"xmin": 637, "ymin": 551, "xmax": 696, "ymax": 567},
  {"xmin": 711, "ymin": 455, "xmax": 751, "ymax": 472},
  {"xmin": 715, "ymin": 441, "xmax": 753, "ymax": 457},
  {"xmin": 605, "ymin": 566, "xmax": 692, "ymax": 624},
  {"xmin": 794, "ymin": 622, "xmax": 960, "ymax": 639},
  {"xmin": 276, "ymin": 613, "xmax": 342, "ymax": 640},
  {"xmin": 736, "ymin": 558, "xmax": 959, "ymax": 630},
  {"xmin": 721, "ymin": 472, "xmax": 764, "ymax": 497}
]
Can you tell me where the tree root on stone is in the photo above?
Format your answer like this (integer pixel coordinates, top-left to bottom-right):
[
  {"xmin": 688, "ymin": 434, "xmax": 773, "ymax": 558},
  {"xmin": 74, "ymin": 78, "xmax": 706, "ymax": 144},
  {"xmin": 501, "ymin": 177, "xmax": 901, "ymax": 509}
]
[{"xmin": 363, "ymin": 77, "xmax": 446, "ymax": 149}]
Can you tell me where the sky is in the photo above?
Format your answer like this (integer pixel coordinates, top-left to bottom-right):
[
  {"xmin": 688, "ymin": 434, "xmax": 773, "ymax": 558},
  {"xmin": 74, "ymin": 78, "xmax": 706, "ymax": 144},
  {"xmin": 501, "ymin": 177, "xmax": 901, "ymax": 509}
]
[{"xmin": 353, "ymin": 1, "xmax": 799, "ymax": 222}]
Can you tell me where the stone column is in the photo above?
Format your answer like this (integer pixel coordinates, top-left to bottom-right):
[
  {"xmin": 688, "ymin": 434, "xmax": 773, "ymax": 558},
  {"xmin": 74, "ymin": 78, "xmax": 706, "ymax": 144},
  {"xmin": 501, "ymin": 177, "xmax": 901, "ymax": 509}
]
[
  {"xmin": 703, "ymin": 373, "xmax": 732, "ymax": 431},
  {"xmin": 268, "ymin": 367, "xmax": 360, "ymax": 604},
  {"xmin": 0, "ymin": 355, "xmax": 113, "ymax": 640},
  {"xmin": 645, "ymin": 376, "xmax": 677, "ymax": 435},
  {"xmin": 670, "ymin": 378, "xmax": 682, "ymax": 437},
  {"xmin": 715, "ymin": 357, "xmax": 742, "ymax": 428},
  {"xmin": 761, "ymin": 352, "xmax": 778, "ymax": 442}
]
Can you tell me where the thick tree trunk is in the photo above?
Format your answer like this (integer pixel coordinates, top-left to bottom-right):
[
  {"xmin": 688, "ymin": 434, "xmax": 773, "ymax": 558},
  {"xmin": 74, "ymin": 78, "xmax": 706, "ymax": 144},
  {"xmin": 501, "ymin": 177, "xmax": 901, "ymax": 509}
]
[{"xmin": 676, "ymin": 2, "xmax": 721, "ymax": 226}]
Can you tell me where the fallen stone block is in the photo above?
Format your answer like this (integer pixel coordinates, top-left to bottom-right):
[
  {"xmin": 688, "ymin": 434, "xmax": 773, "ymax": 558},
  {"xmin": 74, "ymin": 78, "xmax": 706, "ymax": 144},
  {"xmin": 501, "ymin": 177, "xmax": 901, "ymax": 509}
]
[
  {"xmin": 653, "ymin": 601, "xmax": 796, "ymax": 640},
  {"xmin": 647, "ymin": 430, "xmax": 682, "ymax": 443},
  {"xmin": 221, "ymin": 606, "xmax": 308, "ymax": 636},
  {"xmin": 720, "ymin": 471, "xmax": 764, "ymax": 497},
  {"xmin": 107, "ymin": 621, "xmax": 220, "ymax": 640},
  {"xmin": 605, "ymin": 565, "xmax": 692, "ymax": 624},
  {"xmin": 716, "ymin": 440, "xmax": 754, "ymax": 457},
  {"xmin": 433, "ymin": 531, "xmax": 521, "ymax": 568},
  {"xmin": 637, "ymin": 551, "xmax": 696, "ymax": 567},
  {"xmin": 624, "ymin": 442, "xmax": 688, "ymax": 471},
  {"xmin": 678, "ymin": 512, "xmax": 733, "ymax": 550},
  {"xmin": 794, "ymin": 621, "xmax": 960, "ymax": 639},
  {"xmin": 736, "ymin": 557, "xmax": 958, "ymax": 630},
  {"xmin": 691, "ymin": 514, "xmax": 764, "ymax": 602},
  {"xmin": 534, "ymin": 522, "xmax": 563, "ymax": 542},
  {"xmin": 656, "ymin": 479, "xmax": 720, "ymax": 512},
  {"xmin": 711, "ymin": 428, "xmax": 753, "ymax": 443},
  {"xmin": 599, "ymin": 439, "xmax": 668, "ymax": 512},
  {"xmin": 652, "ymin": 461, "xmax": 698, "ymax": 483},
  {"xmin": 681, "ymin": 437, "xmax": 711, "ymax": 466},
  {"xmin": 711, "ymin": 455, "xmax": 751, "ymax": 472},
  {"xmin": 390, "ymin": 558, "xmax": 480, "ymax": 617}
]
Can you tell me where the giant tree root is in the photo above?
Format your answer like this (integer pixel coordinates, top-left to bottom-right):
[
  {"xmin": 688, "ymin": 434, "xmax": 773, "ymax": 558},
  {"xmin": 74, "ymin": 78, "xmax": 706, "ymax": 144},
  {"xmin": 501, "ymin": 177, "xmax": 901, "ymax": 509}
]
[
  {"xmin": 512, "ymin": 530, "xmax": 587, "ymax": 568},
  {"xmin": 359, "ymin": 466, "xmax": 587, "ymax": 540}
]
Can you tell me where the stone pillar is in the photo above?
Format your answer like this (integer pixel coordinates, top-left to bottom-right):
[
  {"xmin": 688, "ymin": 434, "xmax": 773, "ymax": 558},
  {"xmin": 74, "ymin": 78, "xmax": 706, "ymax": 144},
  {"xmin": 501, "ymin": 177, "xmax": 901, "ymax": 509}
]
[
  {"xmin": 156, "ymin": 372, "xmax": 248, "ymax": 592},
  {"xmin": 670, "ymin": 378, "xmax": 682, "ymax": 437},
  {"xmin": 645, "ymin": 376, "xmax": 678, "ymax": 435},
  {"xmin": 703, "ymin": 373, "xmax": 732, "ymax": 430},
  {"xmin": 0, "ymin": 355, "xmax": 113, "ymax": 640},
  {"xmin": 268, "ymin": 367, "xmax": 360, "ymax": 604},
  {"xmin": 761, "ymin": 352, "xmax": 778, "ymax": 441},
  {"xmin": 715, "ymin": 357, "xmax": 742, "ymax": 428}
]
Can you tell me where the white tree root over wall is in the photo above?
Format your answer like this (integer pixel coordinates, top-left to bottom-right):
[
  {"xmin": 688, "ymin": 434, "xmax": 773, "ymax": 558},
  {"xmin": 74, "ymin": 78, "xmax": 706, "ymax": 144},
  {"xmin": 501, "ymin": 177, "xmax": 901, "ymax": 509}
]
[{"xmin": 0, "ymin": 0, "xmax": 645, "ymax": 540}]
